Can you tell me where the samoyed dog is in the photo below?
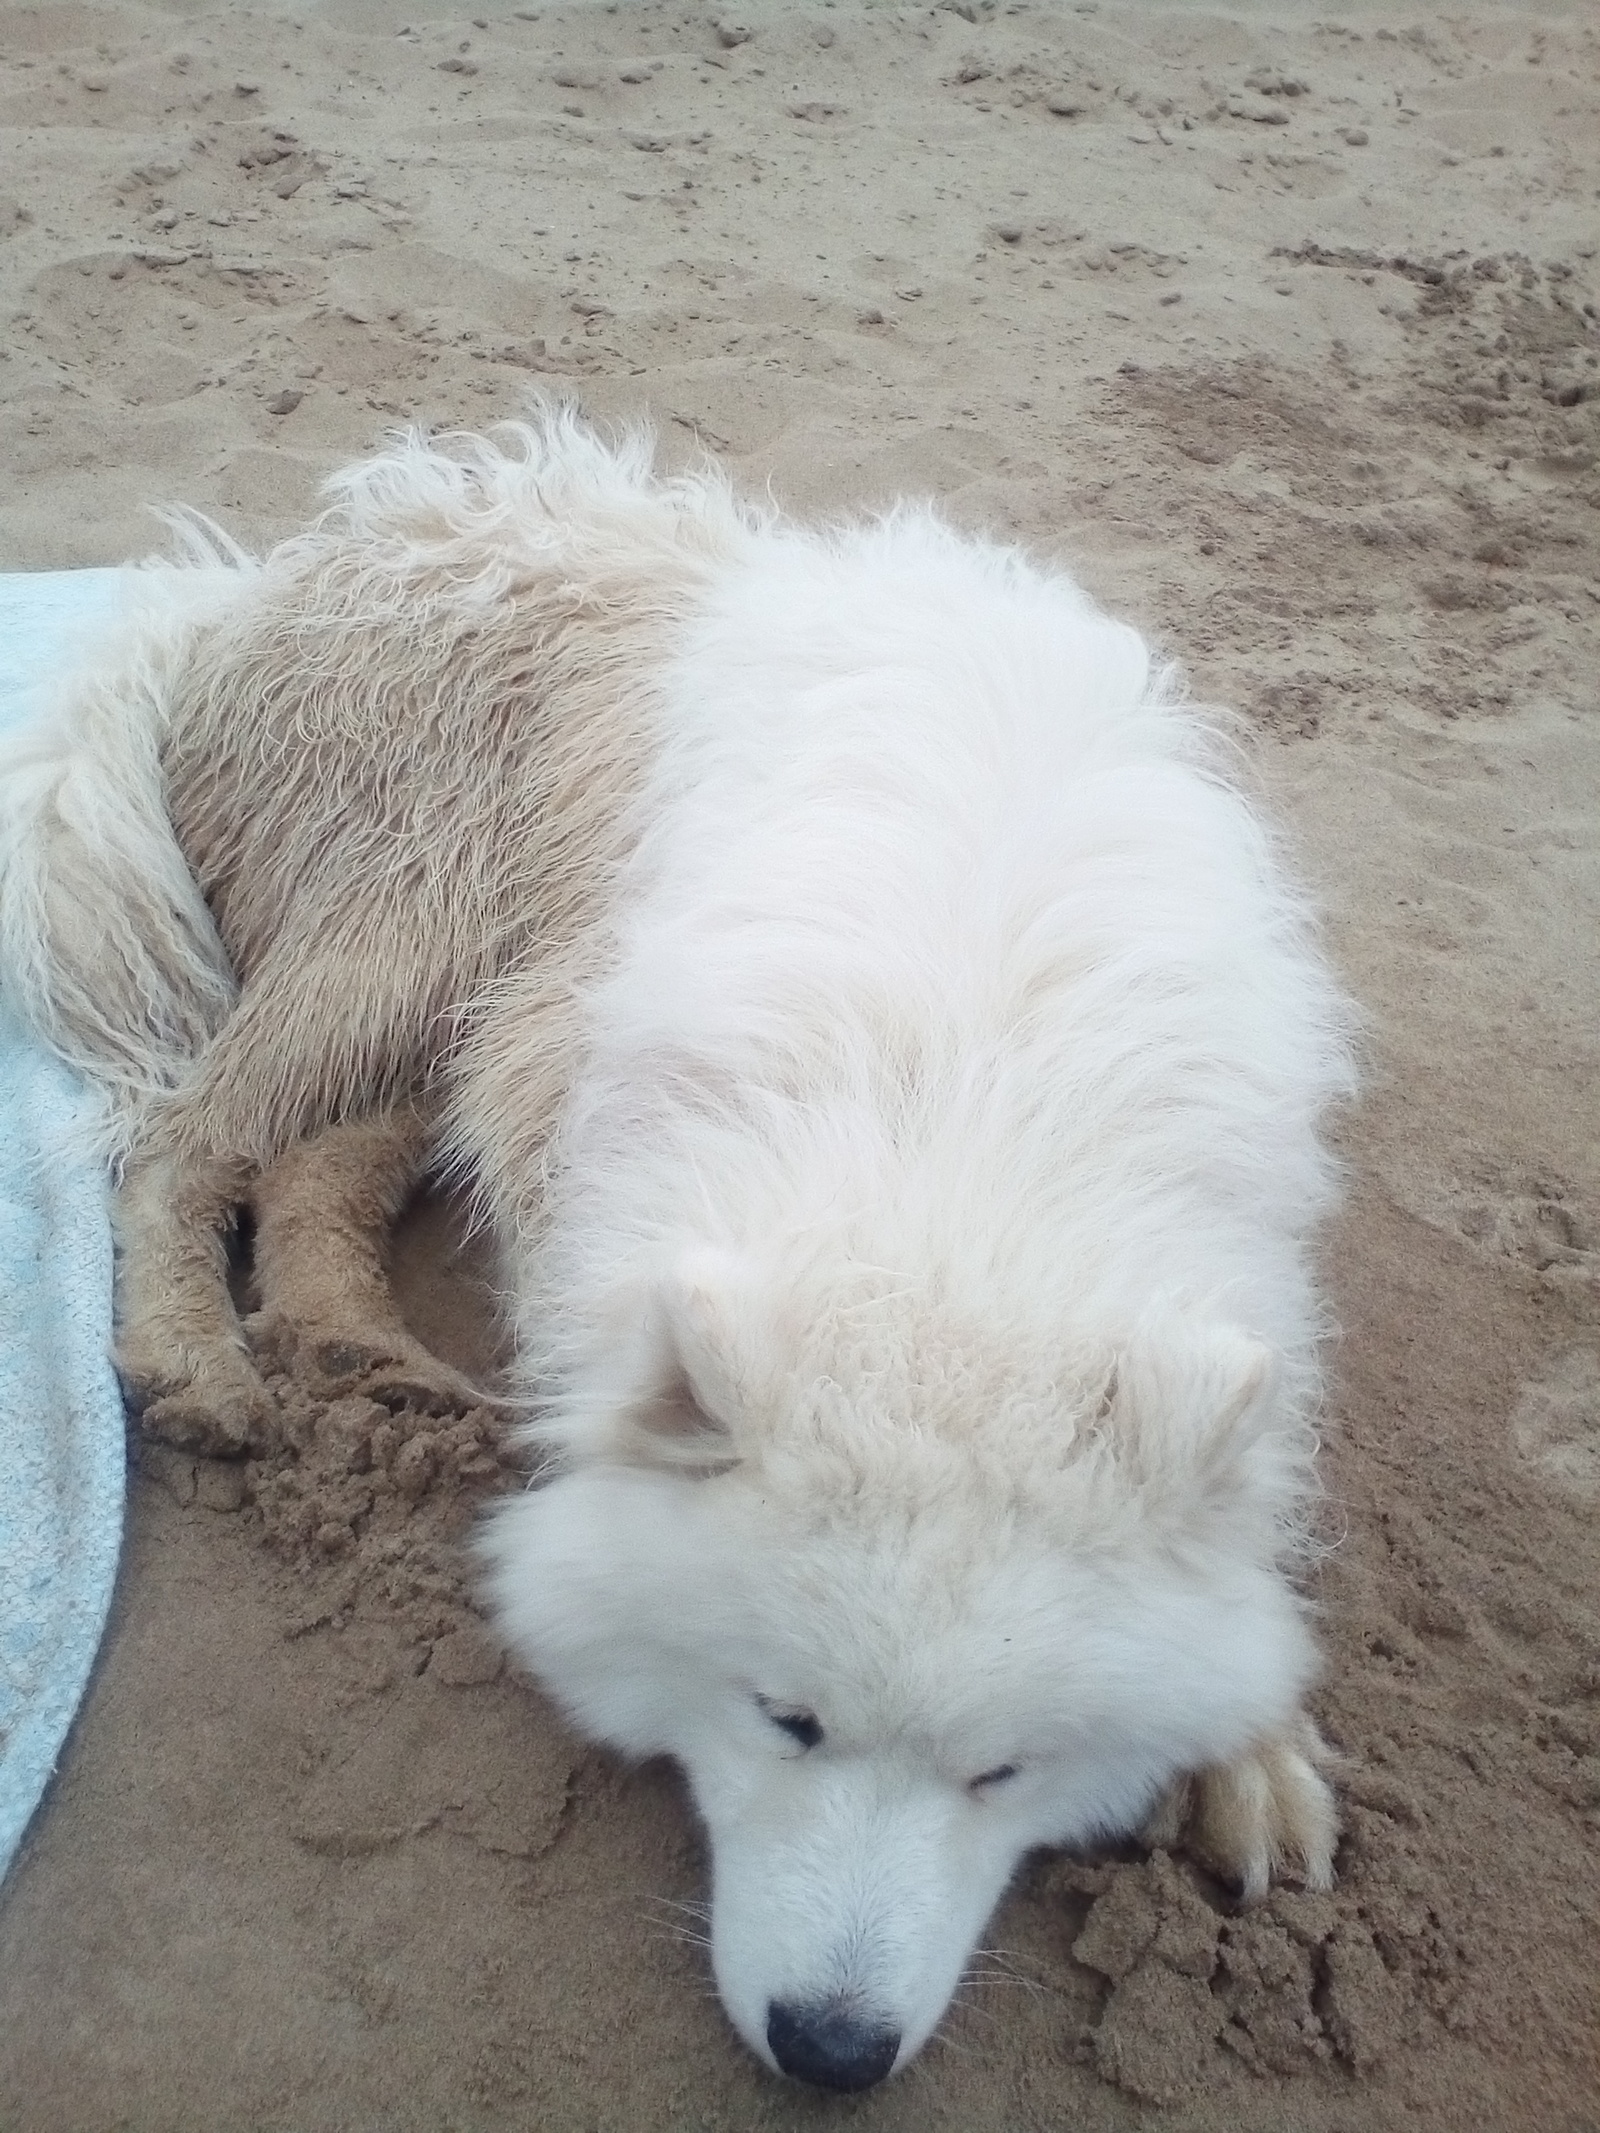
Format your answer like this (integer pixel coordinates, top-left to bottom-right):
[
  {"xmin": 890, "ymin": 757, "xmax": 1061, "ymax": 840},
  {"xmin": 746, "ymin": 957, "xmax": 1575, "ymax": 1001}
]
[{"xmin": 0, "ymin": 407, "xmax": 1355, "ymax": 2091}]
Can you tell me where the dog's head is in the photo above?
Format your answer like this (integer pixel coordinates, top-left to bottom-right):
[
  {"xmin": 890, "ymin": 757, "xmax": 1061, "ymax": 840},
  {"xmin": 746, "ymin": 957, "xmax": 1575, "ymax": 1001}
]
[{"xmin": 482, "ymin": 1253, "xmax": 1318, "ymax": 2088}]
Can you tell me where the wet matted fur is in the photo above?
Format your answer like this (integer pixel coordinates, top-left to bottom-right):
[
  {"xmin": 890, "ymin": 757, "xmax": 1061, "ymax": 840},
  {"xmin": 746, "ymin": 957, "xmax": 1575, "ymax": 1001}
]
[{"xmin": 0, "ymin": 406, "xmax": 1357, "ymax": 2088}]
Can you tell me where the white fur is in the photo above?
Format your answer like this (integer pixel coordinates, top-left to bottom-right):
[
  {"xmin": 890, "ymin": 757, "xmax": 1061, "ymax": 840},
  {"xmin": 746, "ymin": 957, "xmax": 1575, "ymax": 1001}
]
[{"xmin": 478, "ymin": 444, "xmax": 1356, "ymax": 2081}]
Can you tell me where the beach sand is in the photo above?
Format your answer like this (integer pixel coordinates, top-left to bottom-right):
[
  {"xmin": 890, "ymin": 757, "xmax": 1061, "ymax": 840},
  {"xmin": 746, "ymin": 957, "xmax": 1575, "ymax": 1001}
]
[{"xmin": 0, "ymin": 3, "xmax": 1597, "ymax": 2127}]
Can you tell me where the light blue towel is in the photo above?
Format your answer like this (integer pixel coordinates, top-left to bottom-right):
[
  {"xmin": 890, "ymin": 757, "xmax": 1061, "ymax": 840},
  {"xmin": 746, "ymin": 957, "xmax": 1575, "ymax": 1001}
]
[{"xmin": 0, "ymin": 570, "xmax": 128, "ymax": 1882}]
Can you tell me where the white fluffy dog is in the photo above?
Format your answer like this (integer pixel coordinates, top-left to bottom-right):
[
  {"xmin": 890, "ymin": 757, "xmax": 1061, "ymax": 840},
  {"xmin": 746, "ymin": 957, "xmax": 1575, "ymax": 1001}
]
[{"xmin": 0, "ymin": 408, "xmax": 1356, "ymax": 2091}]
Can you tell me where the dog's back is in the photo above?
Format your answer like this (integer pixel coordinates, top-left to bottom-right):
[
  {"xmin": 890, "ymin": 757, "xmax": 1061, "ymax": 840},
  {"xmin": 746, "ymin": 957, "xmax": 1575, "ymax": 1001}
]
[{"xmin": 490, "ymin": 503, "xmax": 1355, "ymax": 1454}]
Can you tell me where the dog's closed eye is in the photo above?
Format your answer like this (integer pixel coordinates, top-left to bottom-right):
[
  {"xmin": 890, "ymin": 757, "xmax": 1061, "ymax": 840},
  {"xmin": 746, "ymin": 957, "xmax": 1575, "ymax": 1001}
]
[
  {"xmin": 968, "ymin": 1763, "xmax": 1019, "ymax": 1793},
  {"xmin": 755, "ymin": 1696, "xmax": 823, "ymax": 1750}
]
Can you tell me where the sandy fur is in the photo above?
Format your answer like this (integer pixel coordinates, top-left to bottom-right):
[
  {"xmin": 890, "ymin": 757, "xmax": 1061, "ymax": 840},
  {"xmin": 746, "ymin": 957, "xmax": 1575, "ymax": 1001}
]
[
  {"xmin": 0, "ymin": 407, "xmax": 754, "ymax": 1438},
  {"xmin": 3, "ymin": 409, "xmax": 751, "ymax": 1168}
]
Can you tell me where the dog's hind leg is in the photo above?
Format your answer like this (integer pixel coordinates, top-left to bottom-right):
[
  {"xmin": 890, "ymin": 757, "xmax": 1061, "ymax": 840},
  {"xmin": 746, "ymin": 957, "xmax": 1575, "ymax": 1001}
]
[
  {"xmin": 114, "ymin": 1146, "xmax": 274, "ymax": 1458},
  {"xmin": 111, "ymin": 931, "xmax": 447, "ymax": 1454},
  {"xmin": 247, "ymin": 1104, "xmax": 494, "ymax": 1416}
]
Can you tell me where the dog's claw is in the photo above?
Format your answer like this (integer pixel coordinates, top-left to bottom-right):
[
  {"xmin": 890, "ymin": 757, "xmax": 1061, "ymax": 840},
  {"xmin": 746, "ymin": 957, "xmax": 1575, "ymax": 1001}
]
[{"xmin": 1146, "ymin": 1718, "xmax": 1338, "ymax": 1901}]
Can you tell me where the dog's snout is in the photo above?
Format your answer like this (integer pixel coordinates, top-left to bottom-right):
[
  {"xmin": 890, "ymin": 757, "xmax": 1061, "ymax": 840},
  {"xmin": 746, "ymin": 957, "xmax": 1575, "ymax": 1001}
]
[{"xmin": 765, "ymin": 1999, "xmax": 901, "ymax": 2091}]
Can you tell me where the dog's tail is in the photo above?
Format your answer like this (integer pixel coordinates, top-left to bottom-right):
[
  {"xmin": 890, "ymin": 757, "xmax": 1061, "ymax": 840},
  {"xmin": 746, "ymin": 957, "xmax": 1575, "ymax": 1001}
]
[{"xmin": 0, "ymin": 543, "xmax": 245, "ymax": 1154}]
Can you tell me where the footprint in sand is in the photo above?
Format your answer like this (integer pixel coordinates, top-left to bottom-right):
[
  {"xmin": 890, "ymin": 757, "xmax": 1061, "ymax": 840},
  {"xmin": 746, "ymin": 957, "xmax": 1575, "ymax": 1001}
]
[{"xmin": 1511, "ymin": 1347, "xmax": 1600, "ymax": 1499}]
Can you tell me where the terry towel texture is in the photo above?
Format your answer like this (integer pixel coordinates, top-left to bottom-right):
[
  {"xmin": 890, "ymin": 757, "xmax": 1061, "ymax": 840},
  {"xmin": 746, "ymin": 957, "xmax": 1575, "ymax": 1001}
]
[{"xmin": 0, "ymin": 570, "xmax": 128, "ymax": 1882}]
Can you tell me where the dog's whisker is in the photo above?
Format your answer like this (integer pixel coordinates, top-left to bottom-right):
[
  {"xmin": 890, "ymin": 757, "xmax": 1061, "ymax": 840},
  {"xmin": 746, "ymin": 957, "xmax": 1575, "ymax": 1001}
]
[
  {"xmin": 962, "ymin": 1948, "xmax": 1052, "ymax": 1997},
  {"xmin": 925, "ymin": 2018, "xmax": 979, "ymax": 2063},
  {"xmin": 646, "ymin": 1917, "xmax": 715, "ymax": 1952},
  {"xmin": 646, "ymin": 1931, "xmax": 710, "ymax": 1951},
  {"xmin": 643, "ymin": 1895, "xmax": 712, "ymax": 1922}
]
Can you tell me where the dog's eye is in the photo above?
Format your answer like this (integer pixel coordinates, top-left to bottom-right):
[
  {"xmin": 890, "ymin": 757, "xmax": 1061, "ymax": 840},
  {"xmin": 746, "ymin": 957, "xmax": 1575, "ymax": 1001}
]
[
  {"xmin": 756, "ymin": 1697, "xmax": 823, "ymax": 1750},
  {"xmin": 969, "ymin": 1763, "xmax": 1019, "ymax": 1792}
]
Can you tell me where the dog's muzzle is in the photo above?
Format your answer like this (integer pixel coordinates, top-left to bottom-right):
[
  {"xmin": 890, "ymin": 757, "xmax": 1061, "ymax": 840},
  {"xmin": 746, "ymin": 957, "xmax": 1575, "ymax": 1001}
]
[{"xmin": 765, "ymin": 1998, "xmax": 901, "ymax": 2091}]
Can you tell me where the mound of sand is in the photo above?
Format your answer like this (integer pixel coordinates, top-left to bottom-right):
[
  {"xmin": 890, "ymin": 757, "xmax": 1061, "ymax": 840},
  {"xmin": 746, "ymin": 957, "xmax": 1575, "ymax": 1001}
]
[{"xmin": 1, "ymin": 3, "xmax": 1596, "ymax": 2128}]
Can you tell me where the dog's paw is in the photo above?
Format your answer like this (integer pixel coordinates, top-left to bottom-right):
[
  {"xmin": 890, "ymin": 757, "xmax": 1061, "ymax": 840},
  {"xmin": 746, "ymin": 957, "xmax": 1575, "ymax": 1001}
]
[
  {"xmin": 246, "ymin": 1310, "xmax": 495, "ymax": 1419},
  {"xmin": 359, "ymin": 1352, "xmax": 495, "ymax": 1419},
  {"xmin": 117, "ymin": 1342, "xmax": 277, "ymax": 1459},
  {"xmin": 1144, "ymin": 1719, "xmax": 1338, "ymax": 1904}
]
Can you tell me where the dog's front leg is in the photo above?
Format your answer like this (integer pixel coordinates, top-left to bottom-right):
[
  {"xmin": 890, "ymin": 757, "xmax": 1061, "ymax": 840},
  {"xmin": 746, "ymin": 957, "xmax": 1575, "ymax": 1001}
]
[
  {"xmin": 248, "ymin": 1104, "xmax": 491, "ymax": 1415},
  {"xmin": 1143, "ymin": 1715, "xmax": 1338, "ymax": 1903}
]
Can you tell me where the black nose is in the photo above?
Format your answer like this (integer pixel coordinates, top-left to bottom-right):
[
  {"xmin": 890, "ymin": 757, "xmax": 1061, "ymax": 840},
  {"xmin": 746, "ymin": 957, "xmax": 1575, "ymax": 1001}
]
[{"xmin": 765, "ymin": 1999, "xmax": 901, "ymax": 2092}]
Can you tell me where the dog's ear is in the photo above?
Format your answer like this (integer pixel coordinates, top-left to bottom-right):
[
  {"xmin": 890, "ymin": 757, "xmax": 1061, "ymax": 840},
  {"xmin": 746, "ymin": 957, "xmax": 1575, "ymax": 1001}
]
[
  {"xmin": 1098, "ymin": 1318, "xmax": 1295, "ymax": 1548},
  {"xmin": 608, "ymin": 1250, "xmax": 748, "ymax": 1473}
]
